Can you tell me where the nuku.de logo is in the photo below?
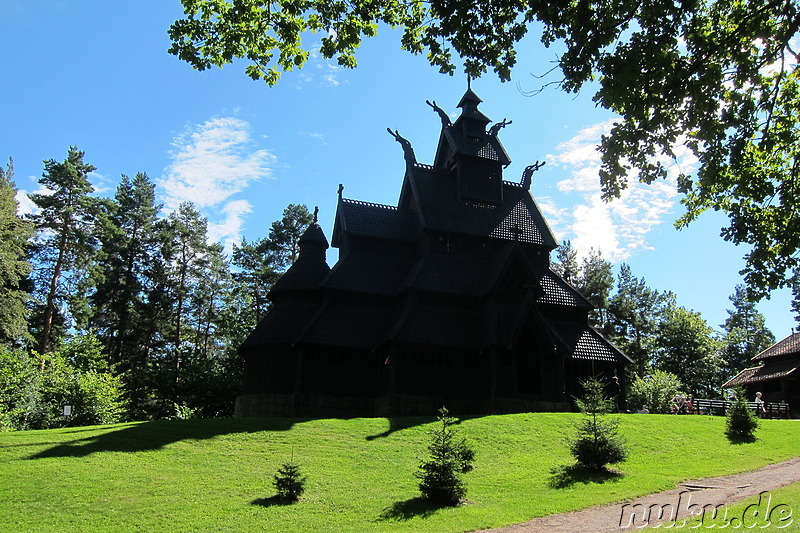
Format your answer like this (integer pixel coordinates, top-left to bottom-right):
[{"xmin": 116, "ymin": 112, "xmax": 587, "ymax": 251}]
[{"xmin": 618, "ymin": 490, "xmax": 793, "ymax": 529}]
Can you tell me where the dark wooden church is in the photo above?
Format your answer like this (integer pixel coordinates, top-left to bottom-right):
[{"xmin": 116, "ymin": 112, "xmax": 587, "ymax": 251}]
[{"xmin": 236, "ymin": 89, "xmax": 631, "ymax": 417}]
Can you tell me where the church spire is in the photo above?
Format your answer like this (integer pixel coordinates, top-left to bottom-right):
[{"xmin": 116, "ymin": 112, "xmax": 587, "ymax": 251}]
[{"xmin": 455, "ymin": 88, "xmax": 491, "ymax": 137}]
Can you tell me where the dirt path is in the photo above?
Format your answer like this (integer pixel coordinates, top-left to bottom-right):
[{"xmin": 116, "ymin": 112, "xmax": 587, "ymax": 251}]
[{"xmin": 483, "ymin": 458, "xmax": 800, "ymax": 532}]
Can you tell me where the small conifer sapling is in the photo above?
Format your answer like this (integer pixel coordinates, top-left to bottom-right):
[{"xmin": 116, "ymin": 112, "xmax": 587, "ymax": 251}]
[
  {"xmin": 273, "ymin": 457, "xmax": 307, "ymax": 502},
  {"xmin": 726, "ymin": 388, "xmax": 759, "ymax": 440},
  {"xmin": 570, "ymin": 377, "xmax": 628, "ymax": 470},
  {"xmin": 415, "ymin": 406, "xmax": 475, "ymax": 506}
]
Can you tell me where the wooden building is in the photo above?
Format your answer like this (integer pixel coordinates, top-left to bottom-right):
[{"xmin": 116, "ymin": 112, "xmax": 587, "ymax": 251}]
[
  {"xmin": 236, "ymin": 90, "xmax": 631, "ymax": 417},
  {"xmin": 723, "ymin": 331, "xmax": 800, "ymax": 418}
]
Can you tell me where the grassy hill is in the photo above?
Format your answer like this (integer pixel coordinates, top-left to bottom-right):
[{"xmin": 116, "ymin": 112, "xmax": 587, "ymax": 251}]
[{"xmin": 1, "ymin": 413, "xmax": 798, "ymax": 532}]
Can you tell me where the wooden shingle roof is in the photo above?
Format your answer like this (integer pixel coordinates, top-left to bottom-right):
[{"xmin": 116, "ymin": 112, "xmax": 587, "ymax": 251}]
[
  {"xmin": 753, "ymin": 331, "xmax": 800, "ymax": 361},
  {"xmin": 404, "ymin": 166, "xmax": 557, "ymax": 247},
  {"xmin": 239, "ymin": 302, "xmax": 320, "ymax": 349},
  {"xmin": 537, "ymin": 270, "xmax": 594, "ymax": 309},
  {"xmin": 723, "ymin": 358, "xmax": 800, "ymax": 388},
  {"xmin": 322, "ymin": 251, "xmax": 414, "ymax": 296},
  {"xmin": 300, "ymin": 302, "xmax": 396, "ymax": 350},
  {"xmin": 332, "ymin": 198, "xmax": 418, "ymax": 244},
  {"xmin": 545, "ymin": 319, "xmax": 633, "ymax": 364}
]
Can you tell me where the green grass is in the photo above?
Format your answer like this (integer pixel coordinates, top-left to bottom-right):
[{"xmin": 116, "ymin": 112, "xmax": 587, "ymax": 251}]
[{"xmin": 0, "ymin": 413, "xmax": 798, "ymax": 532}]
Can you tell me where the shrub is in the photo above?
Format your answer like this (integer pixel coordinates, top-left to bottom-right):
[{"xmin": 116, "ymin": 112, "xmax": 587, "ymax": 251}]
[
  {"xmin": 416, "ymin": 407, "xmax": 475, "ymax": 506},
  {"xmin": 570, "ymin": 377, "xmax": 628, "ymax": 470},
  {"xmin": 726, "ymin": 389, "xmax": 758, "ymax": 440},
  {"xmin": 627, "ymin": 370, "xmax": 683, "ymax": 414},
  {"xmin": 0, "ymin": 347, "xmax": 124, "ymax": 430},
  {"xmin": 273, "ymin": 460, "xmax": 307, "ymax": 502},
  {"xmin": 72, "ymin": 372, "xmax": 125, "ymax": 426}
]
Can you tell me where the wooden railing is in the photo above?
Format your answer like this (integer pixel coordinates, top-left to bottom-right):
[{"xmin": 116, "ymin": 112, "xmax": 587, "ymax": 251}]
[{"xmin": 691, "ymin": 398, "xmax": 791, "ymax": 419}]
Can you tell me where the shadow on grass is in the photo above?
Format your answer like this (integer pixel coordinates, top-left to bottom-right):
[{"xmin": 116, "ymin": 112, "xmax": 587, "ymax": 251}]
[
  {"xmin": 725, "ymin": 432, "xmax": 758, "ymax": 444},
  {"xmin": 366, "ymin": 417, "xmax": 431, "ymax": 440},
  {"xmin": 27, "ymin": 418, "xmax": 298, "ymax": 460},
  {"xmin": 365, "ymin": 414, "xmax": 476, "ymax": 441},
  {"xmin": 250, "ymin": 495, "xmax": 297, "ymax": 508},
  {"xmin": 547, "ymin": 464, "xmax": 625, "ymax": 489},
  {"xmin": 376, "ymin": 497, "xmax": 447, "ymax": 521}
]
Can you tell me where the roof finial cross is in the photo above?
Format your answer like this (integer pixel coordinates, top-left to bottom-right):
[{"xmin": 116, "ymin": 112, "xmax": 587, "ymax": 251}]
[{"xmin": 510, "ymin": 223, "xmax": 523, "ymax": 241}]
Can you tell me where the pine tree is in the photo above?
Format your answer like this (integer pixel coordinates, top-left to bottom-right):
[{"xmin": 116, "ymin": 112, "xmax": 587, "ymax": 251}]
[
  {"xmin": 273, "ymin": 460, "xmax": 307, "ymax": 502},
  {"xmin": 574, "ymin": 248, "xmax": 614, "ymax": 330},
  {"xmin": 90, "ymin": 173, "xmax": 161, "ymax": 367},
  {"xmin": 161, "ymin": 202, "xmax": 211, "ymax": 375},
  {"xmin": 607, "ymin": 264, "xmax": 675, "ymax": 377},
  {"xmin": 416, "ymin": 407, "xmax": 475, "ymax": 506},
  {"xmin": 0, "ymin": 158, "xmax": 34, "ymax": 346},
  {"xmin": 570, "ymin": 377, "xmax": 628, "ymax": 471},
  {"xmin": 726, "ymin": 388, "xmax": 759, "ymax": 441},
  {"xmin": 551, "ymin": 240, "xmax": 579, "ymax": 282},
  {"xmin": 268, "ymin": 204, "xmax": 313, "ymax": 270},
  {"xmin": 654, "ymin": 307, "xmax": 724, "ymax": 398},
  {"xmin": 230, "ymin": 237, "xmax": 280, "ymax": 328},
  {"xmin": 721, "ymin": 285, "xmax": 775, "ymax": 377},
  {"xmin": 28, "ymin": 147, "xmax": 101, "ymax": 354}
]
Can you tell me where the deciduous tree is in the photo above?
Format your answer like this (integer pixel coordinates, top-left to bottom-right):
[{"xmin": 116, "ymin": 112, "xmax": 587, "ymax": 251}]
[
  {"xmin": 169, "ymin": 0, "xmax": 800, "ymax": 297},
  {"xmin": 654, "ymin": 307, "xmax": 725, "ymax": 398}
]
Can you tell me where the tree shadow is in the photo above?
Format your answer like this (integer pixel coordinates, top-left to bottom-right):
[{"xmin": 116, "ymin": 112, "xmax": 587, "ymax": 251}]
[
  {"xmin": 250, "ymin": 495, "xmax": 297, "ymax": 508},
  {"xmin": 365, "ymin": 416, "xmax": 432, "ymax": 440},
  {"xmin": 365, "ymin": 414, "xmax": 476, "ymax": 441},
  {"xmin": 725, "ymin": 432, "xmax": 758, "ymax": 445},
  {"xmin": 547, "ymin": 463, "xmax": 624, "ymax": 489},
  {"xmin": 376, "ymin": 497, "xmax": 446, "ymax": 522},
  {"xmin": 27, "ymin": 418, "xmax": 298, "ymax": 460}
]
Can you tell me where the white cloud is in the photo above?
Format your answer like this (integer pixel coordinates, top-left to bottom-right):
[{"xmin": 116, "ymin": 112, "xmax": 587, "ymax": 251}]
[
  {"xmin": 15, "ymin": 189, "xmax": 36, "ymax": 216},
  {"xmin": 546, "ymin": 121, "xmax": 696, "ymax": 262},
  {"xmin": 14, "ymin": 182, "xmax": 54, "ymax": 217},
  {"xmin": 208, "ymin": 199, "xmax": 253, "ymax": 252},
  {"xmin": 160, "ymin": 116, "xmax": 275, "ymax": 249}
]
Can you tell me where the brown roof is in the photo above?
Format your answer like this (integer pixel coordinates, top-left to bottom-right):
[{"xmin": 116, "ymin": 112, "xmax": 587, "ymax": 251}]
[
  {"xmin": 753, "ymin": 331, "xmax": 800, "ymax": 361},
  {"xmin": 723, "ymin": 358, "xmax": 800, "ymax": 388}
]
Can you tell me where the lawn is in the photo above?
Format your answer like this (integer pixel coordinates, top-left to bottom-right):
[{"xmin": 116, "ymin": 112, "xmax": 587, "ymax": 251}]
[{"xmin": 1, "ymin": 413, "xmax": 798, "ymax": 532}]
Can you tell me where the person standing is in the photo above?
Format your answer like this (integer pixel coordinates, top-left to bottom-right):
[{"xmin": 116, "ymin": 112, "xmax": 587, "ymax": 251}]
[{"xmin": 754, "ymin": 392, "xmax": 767, "ymax": 418}]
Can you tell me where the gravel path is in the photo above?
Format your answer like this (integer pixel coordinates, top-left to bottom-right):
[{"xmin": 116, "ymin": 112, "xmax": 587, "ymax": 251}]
[{"xmin": 483, "ymin": 457, "xmax": 800, "ymax": 532}]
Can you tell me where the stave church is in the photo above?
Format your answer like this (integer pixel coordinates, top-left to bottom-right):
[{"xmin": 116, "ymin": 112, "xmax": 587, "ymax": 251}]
[{"xmin": 236, "ymin": 89, "xmax": 631, "ymax": 417}]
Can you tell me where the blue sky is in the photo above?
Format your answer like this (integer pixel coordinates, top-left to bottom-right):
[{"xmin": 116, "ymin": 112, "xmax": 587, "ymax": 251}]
[{"xmin": 1, "ymin": 0, "xmax": 795, "ymax": 340}]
